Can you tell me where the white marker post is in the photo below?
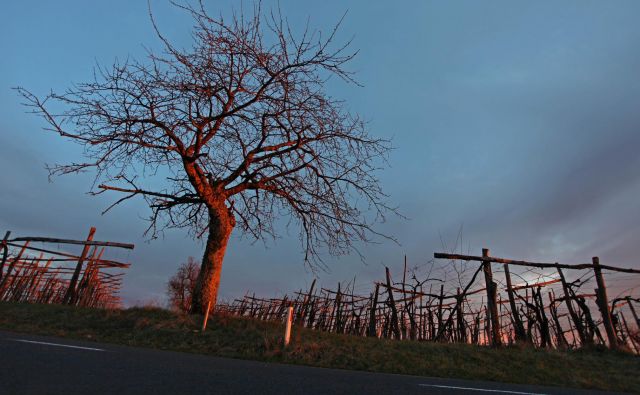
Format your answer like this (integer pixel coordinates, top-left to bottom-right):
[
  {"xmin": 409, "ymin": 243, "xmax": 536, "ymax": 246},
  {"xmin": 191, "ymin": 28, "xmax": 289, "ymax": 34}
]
[
  {"xmin": 201, "ymin": 300, "xmax": 212, "ymax": 332},
  {"xmin": 284, "ymin": 305, "xmax": 294, "ymax": 347}
]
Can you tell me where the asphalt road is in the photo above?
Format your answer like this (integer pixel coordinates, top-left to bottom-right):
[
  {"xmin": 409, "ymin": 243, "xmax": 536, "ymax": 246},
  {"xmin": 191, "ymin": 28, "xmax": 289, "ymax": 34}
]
[{"xmin": 0, "ymin": 330, "xmax": 627, "ymax": 395}]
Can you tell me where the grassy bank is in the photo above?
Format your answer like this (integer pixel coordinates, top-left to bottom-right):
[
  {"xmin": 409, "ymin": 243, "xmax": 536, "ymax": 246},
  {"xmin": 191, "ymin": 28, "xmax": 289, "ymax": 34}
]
[{"xmin": 0, "ymin": 301, "xmax": 638, "ymax": 392}]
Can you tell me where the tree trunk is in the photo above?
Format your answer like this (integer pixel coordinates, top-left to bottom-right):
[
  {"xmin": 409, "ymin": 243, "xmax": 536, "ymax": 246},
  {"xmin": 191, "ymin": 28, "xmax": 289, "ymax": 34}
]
[{"xmin": 190, "ymin": 204, "xmax": 234, "ymax": 314}]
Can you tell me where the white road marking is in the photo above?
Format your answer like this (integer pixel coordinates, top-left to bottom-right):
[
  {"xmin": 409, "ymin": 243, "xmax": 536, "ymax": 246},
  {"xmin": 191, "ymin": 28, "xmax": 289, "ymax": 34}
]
[
  {"xmin": 418, "ymin": 384, "xmax": 547, "ymax": 395},
  {"xmin": 10, "ymin": 339, "xmax": 105, "ymax": 351}
]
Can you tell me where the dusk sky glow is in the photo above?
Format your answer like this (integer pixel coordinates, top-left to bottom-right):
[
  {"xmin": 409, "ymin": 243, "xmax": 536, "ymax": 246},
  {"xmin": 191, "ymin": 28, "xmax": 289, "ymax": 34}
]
[{"xmin": 2, "ymin": 1, "xmax": 640, "ymax": 305}]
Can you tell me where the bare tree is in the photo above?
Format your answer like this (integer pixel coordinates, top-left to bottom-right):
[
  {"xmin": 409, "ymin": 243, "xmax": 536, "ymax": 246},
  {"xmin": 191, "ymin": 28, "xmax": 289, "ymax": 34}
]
[
  {"xmin": 167, "ymin": 257, "xmax": 200, "ymax": 313},
  {"xmin": 17, "ymin": 2, "xmax": 394, "ymax": 313}
]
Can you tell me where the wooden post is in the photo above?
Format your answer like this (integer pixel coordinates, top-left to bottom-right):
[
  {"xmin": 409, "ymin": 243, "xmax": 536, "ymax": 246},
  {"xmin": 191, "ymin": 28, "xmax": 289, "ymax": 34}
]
[
  {"xmin": 456, "ymin": 287, "xmax": 466, "ymax": 343},
  {"xmin": 437, "ymin": 284, "xmax": 444, "ymax": 337},
  {"xmin": 368, "ymin": 283, "xmax": 380, "ymax": 337},
  {"xmin": 75, "ymin": 247, "xmax": 100, "ymax": 306},
  {"xmin": 0, "ymin": 231, "xmax": 11, "ymax": 282},
  {"xmin": 298, "ymin": 279, "xmax": 316, "ymax": 325},
  {"xmin": 335, "ymin": 282, "xmax": 342, "ymax": 333},
  {"xmin": 592, "ymin": 257, "xmax": 618, "ymax": 349},
  {"xmin": 284, "ymin": 305, "xmax": 294, "ymax": 347},
  {"xmin": 201, "ymin": 300, "xmax": 212, "ymax": 331},
  {"xmin": 503, "ymin": 263, "xmax": 526, "ymax": 343},
  {"xmin": 64, "ymin": 227, "xmax": 96, "ymax": 305},
  {"xmin": 482, "ymin": 248, "xmax": 501, "ymax": 346},
  {"xmin": 385, "ymin": 267, "xmax": 402, "ymax": 339},
  {"xmin": 483, "ymin": 305, "xmax": 490, "ymax": 345}
]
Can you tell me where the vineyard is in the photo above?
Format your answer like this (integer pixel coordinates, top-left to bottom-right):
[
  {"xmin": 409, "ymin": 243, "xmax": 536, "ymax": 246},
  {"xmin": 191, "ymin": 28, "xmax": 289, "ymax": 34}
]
[
  {"xmin": 220, "ymin": 248, "xmax": 640, "ymax": 352},
  {"xmin": 2, "ymin": 225, "xmax": 639, "ymax": 354},
  {"xmin": 0, "ymin": 227, "xmax": 134, "ymax": 309}
]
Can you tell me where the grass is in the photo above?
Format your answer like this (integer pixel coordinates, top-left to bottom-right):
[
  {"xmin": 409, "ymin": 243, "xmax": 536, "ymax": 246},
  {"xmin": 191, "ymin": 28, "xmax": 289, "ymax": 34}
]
[{"xmin": 1, "ymin": 301, "xmax": 638, "ymax": 393}]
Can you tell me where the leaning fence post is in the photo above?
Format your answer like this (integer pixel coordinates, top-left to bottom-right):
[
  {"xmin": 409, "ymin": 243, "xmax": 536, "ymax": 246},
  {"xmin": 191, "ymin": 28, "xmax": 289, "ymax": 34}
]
[
  {"xmin": 64, "ymin": 226, "xmax": 96, "ymax": 305},
  {"xmin": 592, "ymin": 256, "xmax": 618, "ymax": 349},
  {"xmin": 201, "ymin": 299, "xmax": 212, "ymax": 332},
  {"xmin": 482, "ymin": 248, "xmax": 501, "ymax": 346},
  {"xmin": 284, "ymin": 304, "xmax": 294, "ymax": 347}
]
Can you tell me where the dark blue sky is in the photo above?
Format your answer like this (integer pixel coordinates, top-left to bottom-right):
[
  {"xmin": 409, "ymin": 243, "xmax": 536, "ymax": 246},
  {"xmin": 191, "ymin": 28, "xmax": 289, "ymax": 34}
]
[{"xmin": 2, "ymin": 1, "xmax": 640, "ymax": 304}]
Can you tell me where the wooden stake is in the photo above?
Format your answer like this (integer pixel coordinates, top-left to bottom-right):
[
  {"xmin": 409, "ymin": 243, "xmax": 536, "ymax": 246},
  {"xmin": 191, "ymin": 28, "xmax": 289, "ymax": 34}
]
[
  {"xmin": 482, "ymin": 248, "xmax": 501, "ymax": 346},
  {"xmin": 592, "ymin": 257, "xmax": 618, "ymax": 349},
  {"xmin": 335, "ymin": 282, "xmax": 343, "ymax": 333},
  {"xmin": 456, "ymin": 287, "xmax": 466, "ymax": 342},
  {"xmin": 437, "ymin": 284, "xmax": 444, "ymax": 336},
  {"xmin": 368, "ymin": 283, "xmax": 380, "ymax": 337},
  {"xmin": 385, "ymin": 267, "xmax": 401, "ymax": 339},
  {"xmin": 64, "ymin": 227, "xmax": 96, "ymax": 305},
  {"xmin": 298, "ymin": 279, "xmax": 316, "ymax": 324}
]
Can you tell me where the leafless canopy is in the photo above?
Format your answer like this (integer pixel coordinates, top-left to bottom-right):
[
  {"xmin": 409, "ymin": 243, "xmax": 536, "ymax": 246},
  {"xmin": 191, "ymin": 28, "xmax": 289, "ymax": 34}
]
[{"xmin": 17, "ymin": 2, "xmax": 395, "ymax": 267}]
